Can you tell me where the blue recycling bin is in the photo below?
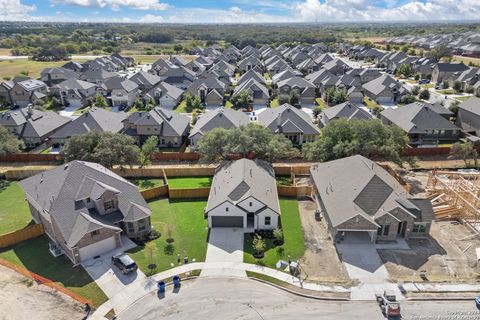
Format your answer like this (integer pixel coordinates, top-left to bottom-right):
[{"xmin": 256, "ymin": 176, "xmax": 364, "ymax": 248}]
[
  {"xmin": 172, "ymin": 275, "xmax": 181, "ymax": 288},
  {"xmin": 157, "ymin": 281, "xmax": 166, "ymax": 293}
]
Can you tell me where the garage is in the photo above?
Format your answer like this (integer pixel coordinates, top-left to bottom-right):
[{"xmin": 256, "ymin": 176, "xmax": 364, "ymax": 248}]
[
  {"xmin": 211, "ymin": 216, "xmax": 244, "ymax": 228},
  {"xmin": 78, "ymin": 236, "xmax": 118, "ymax": 261}
]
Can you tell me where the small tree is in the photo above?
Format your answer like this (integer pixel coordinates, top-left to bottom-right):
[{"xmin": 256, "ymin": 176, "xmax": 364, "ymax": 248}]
[
  {"xmin": 448, "ymin": 142, "xmax": 478, "ymax": 167},
  {"xmin": 252, "ymin": 234, "xmax": 266, "ymax": 258},
  {"xmin": 442, "ymin": 81, "xmax": 449, "ymax": 90},
  {"xmin": 277, "ymin": 94, "xmax": 290, "ymax": 105},
  {"xmin": 184, "ymin": 92, "xmax": 202, "ymax": 112},
  {"xmin": 95, "ymin": 93, "xmax": 108, "ymax": 108},
  {"xmin": 0, "ymin": 125, "xmax": 23, "ymax": 154},
  {"xmin": 231, "ymin": 90, "xmax": 252, "ymax": 110},
  {"xmin": 273, "ymin": 228, "xmax": 284, "ymax": 245},
  {"xmin": 399, "ymin": 94, "xmax": 416, "ymax": 104},
  {"xmin": 396, "ymin": 64, "xmax": 413, "ymax": 78},
  {"xmin": 140, "ymin": 136, "xmax": 159, "ymax": 167},
  {"xmin": 411, "ymin": 85, "xmax": 421, "ymax": 96},
  {"xmin": 453, "ymin": 81, "xmax": 462, "ymax": 93},
  {"xmin": 312, "ymin": 105, "xmax": 323, "ymax": 120},
  {"xmin": 419, "ymin": 89, "xmax": 430, "ymax": 100},
  {"xmin": 133, "ymin": 98, "xmax": 144, "ymax": 111},
  {"xmin": 173, "ymin": 44, "xmax": 183, "ymax": 54},
  {"xmin": 289, "ymin": 90, "xmax": 300, "ymax": 106}
]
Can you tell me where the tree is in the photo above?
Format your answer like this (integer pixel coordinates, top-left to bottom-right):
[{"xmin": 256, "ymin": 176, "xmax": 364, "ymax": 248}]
[
  {"xmin": 277, "ymin": 94, "xmax": 290, "ymax": 105},
  {"xmin": 273, "ymin": 228, "xmax": 284, "ymax": 245},
  {"xmin": 231, "ymin": 90, "xmax": 252, "ymax": 110},
  {"xmin": 289, "ymin": 90, "xmax": 300, "ymax": 106},
  {"xmin": 449, "ymin": 100, "xmax": 460, "ymax": 121},
  {"xmin": 196, "ymin": 128, "xmax": 230, "ymax": 162},
  {"xmin": 448, "ymin": 142, "xmax": 478, "ymax": 167},
  {"xmin": 184, "ymin": 92, "xmax": 202, "ymax": 112},
  {"xmin": 419, "ymin": 89, "xmax": 430, "ymax": 100},
  {"xmin": 396, "ymin": 64, "xmax": 413, "ymax": 78},
  {"xmin": 252, "ymin": 234, "xmax": 266, "ymax": 257},
  {"xmin": 453, "ymin": 81, "xmax": 462, "ymax": 93},
  {"xmin": 312, "ymin": 105, "xmax": 323, "ymax": 120},
  {"xmin": 140, "ymin": 136, "xmax": 158, "ymax": 167},
  {"xmin": 426, "ymin": 45, "xmax": 452, "ymax": 61},
  {"xmin": 0, "ymin": 125, "xmax": 23, "ymax": 154},
  {"xmin": 399, "ymin": 94, "xmax": 416, "ymax": 104},
  {"xmin": 302, "ymin": 119, "xmax": 409, "ymax": 164},
  {"xmin": 173, "ymin": 44, "xmax": 183, "ymax": 54},
  {"xmin": 95, "ymin": 93, "xmax": 108, "ymax": 108},
  {"xmin": 325, "ymin": 87, "xmax": 348, "ymax": 105},
  {"xmin": 442, "ymin": 80, "xmax": 449, "ymax": 89},
  {"xmin": 411, "ymin": 85, "xmax": 421, "ymax": 96},
  {"xmin": 62, "ymin": 131, "xmax": 140, "ymax": 168}
]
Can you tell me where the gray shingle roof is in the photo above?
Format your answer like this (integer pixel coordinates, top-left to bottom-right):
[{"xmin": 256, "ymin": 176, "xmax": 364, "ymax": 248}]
[
  {"xmin": 206, "ymin": 159, "xmax": 280, "ymax": 214},
  {"xmin": 19, "ymin": 161, "xmax": 151, "ymax": 248},
  {"xmin": 362, "ymin": 75, "xmax": 407, "ymax": 96},
  {"xmin": 126, "ymin": 107, "xmax": 190, "ymax": 137},
  {"xmin": 319, "ymin": 102, "xmax": 373, "ymax": 126},
  {"xmin": 257, "ymin": 103, "xmax": 320, "ymax": 135},
  {"xmin": 458, "ymin": 96, "xmax": 480, "ymax": 116},
  {"xmin": 189, "ymin": 108, "xmax": 250, "ymax": 138}
]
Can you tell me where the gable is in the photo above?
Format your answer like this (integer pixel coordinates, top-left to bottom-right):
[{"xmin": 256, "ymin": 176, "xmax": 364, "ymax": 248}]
[{"xmin": 353, "ymin": 175, "xmax": 393, "ymax": 216}]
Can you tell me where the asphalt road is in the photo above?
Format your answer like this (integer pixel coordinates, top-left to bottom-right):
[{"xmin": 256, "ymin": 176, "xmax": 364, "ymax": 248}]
[{"xmin": 117, "ymin": 278, "xmax": 479, "ymax": 320}]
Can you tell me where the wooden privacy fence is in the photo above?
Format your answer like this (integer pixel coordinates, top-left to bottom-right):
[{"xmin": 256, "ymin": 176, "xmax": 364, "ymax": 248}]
[
  {"xmin": 0, "ymin": 224, "xmax": 44, "ymax": 249},
  {"xmin": 273, "ymin": 165, "xmax": 312, "ymax": 176},
  {"xmin": 0, "ymin": 258, "xmax": 94, "ymax": 306},
  {"xmin": 140, "ymin": 185, "xmax": 169, "ymax": 201},
  {"xmin": 277, "ymin": 185, "xmax": 313, "ymax": 198},
  {"xmin": 114, "ymin": 166, "xmax": 216, "ymax": 178},
  {"xmin": 4, "ymin": 168, "xmax": 54, "ymax": 180},
  {"xmin": 169, "ymin": 187, "xmax": 211, "ymax": 199},
  {"xmin": 0, "ymin": 153, "xmax": 62, "ymax": 163}
]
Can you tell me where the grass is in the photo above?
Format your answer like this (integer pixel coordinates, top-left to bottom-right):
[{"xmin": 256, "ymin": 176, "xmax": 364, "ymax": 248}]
[
  {"xmin": 0, "ymin": 59, "xmax": 86, "ymax": 80},
  {"xmin": 263, "ymin": 73, "xmax": 271, "ymax": 80},
  {"xmin": 276, "ymin": 176, "xmax": 293, "ymax": 186},
  {"xmin": 456, "ymin": 96, "xmax": 472, "ymax": 102},
  {"xmin": 167, "ymin": 176, "xmax": 212, "ymax": 189},
  {"xmin": 0, "ymin": 236, "xmax": 108, "ymax": 306},
  {"xmin": 315, "ymin": 97, "xmax": 327, "ymax": 109},
  {"xmin": 0, "ymin": 182, "xmax": 32, "ymax": 235},
  {"xmin": 40, "ymin": 147, "xmax": 52, "ymax": 155},
  {"xmin": 128, "ymin": 198, "xmax": 208, "ymax": 274},
  {"xmin": 270, "ymin": 99, "xmax": 280, "ymax": 108},
  {"xmin": 246, "ymin": 271, "xmax": 289, "ymax": 287},
  {"xmin": 224, "ymin": 100, "xmax": 233, "ymax": 109},
  {"xmin": 437, "ymin": 89, "xmax": 456, "ymax": 95},
  {"xmin": 363, "ymin": 97, "xmax": 381, "ymax": 110},
  {"xmin": 453, "ymin": 55, "xmax": 480, "ymax": 67},
  {"xmin": 128, "ymin": 178, "xmax": 164, "ymax": 190},
  {"xmin": 244, "ymin": 198, "xmax": 305, "ymax": 268}
]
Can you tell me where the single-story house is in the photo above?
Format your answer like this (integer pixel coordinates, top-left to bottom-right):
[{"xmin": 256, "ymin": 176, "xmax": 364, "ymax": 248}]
[
  {"xmin": 318, "ymin": 102, "xmax": 373, "ymax": 127},
  {"xmin": 362, "ymin": 75, "xmax": 408, "ymax": 104},
  {"xmin": 456, "ymin": 96, "xmax": 480, "ymax": 136}
]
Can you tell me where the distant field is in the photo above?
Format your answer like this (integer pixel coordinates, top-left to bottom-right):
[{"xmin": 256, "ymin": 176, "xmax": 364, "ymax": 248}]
[
  {"xmin": 344, "ymin": 36, "xmax": 386, "ymax": 44},
  {"xmin": 453, "ymin": 55, "xmax": 480, "ymax": 66},
  {"xmin": 0, "ymin": 48, "xmax": 12, "ymax": 56},
  {"xmin": 0, "ymin": 59, "xmax": 85, "ymax": 80}
]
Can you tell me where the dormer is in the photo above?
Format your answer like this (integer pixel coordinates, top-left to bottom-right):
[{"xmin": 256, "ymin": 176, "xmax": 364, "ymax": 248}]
[{"xmin": 75, "ymin": 177, "xmax": 120, "ymax": 215}]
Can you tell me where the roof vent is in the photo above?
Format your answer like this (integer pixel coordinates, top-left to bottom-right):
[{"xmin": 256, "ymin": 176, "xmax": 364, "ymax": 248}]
[{"xmin": 64, "ymin": 164, "xmax": 69, "ymax": 169}]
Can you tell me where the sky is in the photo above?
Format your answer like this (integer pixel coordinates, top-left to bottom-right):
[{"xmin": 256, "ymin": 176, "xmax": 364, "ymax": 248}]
[{"xmin": 1, "ymin": 0, "xmax": 480, "ymax": 23}]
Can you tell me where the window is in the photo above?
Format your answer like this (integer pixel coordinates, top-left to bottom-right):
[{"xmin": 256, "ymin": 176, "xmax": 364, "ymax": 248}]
[
  {"xmin": 249, "ymin": 202, "xmax": 252, "ymax": 207},
  {"xmin": 86, "ymin": 198, "xmax": 91, "ymax": 203},
  {"xmin": 226, "ymin": 207, "xmax": 229, "ymax": 212},
  {"xmin": 91, "ymin": 230, "xmax": 99, "ymax": 236},
  {"xmin": 127, "ymin": 222, "xmax": 135, "ymax": 233},
  {"xmin": 138, "ymin": 219, "xmax": 147, "ymax": 232},
  {"xmin": 104, "ymin": 200, "xmax": 115, "ymax": 211},
  {"xmin": 377, "ymin": 224, "xmax": 390, "ymax": 236},
  {"xmin": 265, "ymin": 216, "xmax": 271, "ymax": 226},
  {"xmin": 413, "ymin": 222, "xmax": 427, "ymax": 233}
]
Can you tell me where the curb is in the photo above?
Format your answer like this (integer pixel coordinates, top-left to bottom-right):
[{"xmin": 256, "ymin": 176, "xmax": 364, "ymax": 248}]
[{"xmin": 247, "ymin": 276, "xmax": 350, "ymax": 301}]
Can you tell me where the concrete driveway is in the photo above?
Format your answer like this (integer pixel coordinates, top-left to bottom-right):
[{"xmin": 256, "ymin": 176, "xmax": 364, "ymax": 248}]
[
  {"xmin": 201, "ymin": 228, "xmax": 245, "ymax": 278},
  {"xmin": 82, "ymin": 236, "xmax": 147, "ymax": 299}
]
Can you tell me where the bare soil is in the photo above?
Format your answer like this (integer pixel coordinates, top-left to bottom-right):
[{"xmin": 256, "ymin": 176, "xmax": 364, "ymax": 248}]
[
  {"xmin": 297, "ymin": 200, "xmax": 350, "ymax": 284},
  {"xmin": 379, "ymin": 221, "xmax": 480, "ymax": 283},
  {"xmin": 0, "ymin": 265, "xmax": 85, "ymax": 320},
  {"xmin": 399, "ymin": 171, "xmax": 430, "ymax": 197}
]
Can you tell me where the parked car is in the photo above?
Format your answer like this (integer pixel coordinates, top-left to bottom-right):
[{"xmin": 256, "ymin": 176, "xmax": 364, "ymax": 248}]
[
  {"xmin": 418, "ymin": 79, "xmax": 430, "ymax": 84},
  {"xmin": 475, "ymin": 295, "xmax": 480, "ymax": 309},
  {"xmin": 435, "ymin": 83, "xmax": 442, "ymax": 90},
  {"xmin": 112, "ymin": 252, "xmax": 138, "ymax": 274}
]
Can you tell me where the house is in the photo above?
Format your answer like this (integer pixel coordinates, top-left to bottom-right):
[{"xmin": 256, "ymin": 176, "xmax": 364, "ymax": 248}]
[
  {"xmin": 62, "ymin": 61, "xmax": 85, "ymax": 73},
  {"xmin": 205, "ymin": 159, "xmax": 280, "ymax": 230},
  {"xmin": 19, "ymin": 161, "xmax": 152, "ymax": 264},
  {"xmin": 144, "ymin": 81, "xmax": 184, "ymax": 109},
  {"xmin": 432, "ymin": 62, "xmax": 469, "ymax": 83},
  {"xmin": 40, "ymin": 67, "xmax": 79, "ymax": 86},
  {"xmin": 233, "ymin": 78, "xmax": 270, "ymax": 106},
  {"xmin": 276, "ymin": 77, "xmax": 316, "ymax": 105},
  {"xmin": 310, "ymin": 155, "xmax": 434, "ymax": 243},
  {"xmin": 238, "ymin": 56, "xmax": 263, "ymax": 73},
  {"xmin": 49, "ymin": 107, "xmax": 126, "ymax": 147},
  {"xmin": 0, "ymin": 77, "xmax": 48, "ymax": 108},
  {"xmin": 456, "ymin": 97, "xmax": 480, "ymax": 136},
  {"xmin": 0, "ymin": 106, "xmax": 70, "ymax": 148},
  {"xmin": 318, "ymin": 102, "xmax": 373, "ymax": 127},
  {"xmin": 362, "ymin": 75, "xmax": 408, "ymax": 104},
  {"xmin": 129, "ymin": 71, "xmax": 161, "ymax": 92},
  {"xmin": 123, "ymin": 107, "xmax": 190, "ymax": 147},
  {"xmin": 381, "ymin": 102, "xmax": 460, "ymax": 146},
  {"xmin": 347, "ymin": 68, "xmax": 382, "ymax": 84},
  {"xmin": 187, "ymin": 78, "xmax": 227, "ymax": 106},
  {"xmin": 257, "ymin": 103, "xmax": 320, "ymax": 145},
  {"xmin": 51, "ymin": 79, "xmax": 97, "ymax": 108},
  {"xmin": 159, "ymin": 66, "xmax": 196, "ymax": 90},
  {"xmin": 80, "ymin": 68, "xmax": 117, "ymax": 86},
  {"xmin": 347, "ymin": 86, "xmax": 364, "ymax": 104},
  {"xmin": 104, "ymin": 77, "xmax": 139, "ymax": 109},
  {"xmin": 189, "ymin": 108, "xmax": 250, "ymax": 148}
]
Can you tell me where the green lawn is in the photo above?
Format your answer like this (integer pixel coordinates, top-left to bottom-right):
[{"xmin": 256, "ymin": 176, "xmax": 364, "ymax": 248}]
[
  {"xmin": 0, "ymin": 236, "xmax": 108, "ymax": 306},
  {"xmin": 363, "ymin": 97, "xmax": 381, "ymax": 111},
  {"xmin": 128, "ymin": 178, "xmax": 164, "ymax": 190},
  {"xmin": 437, "ymin": 89, "xmax": 456, "ymax": 95},
  {"xmin": 128, "ymin": 198, "xmax": 208, "ymax": 274},
  {"xmin": 244, "ymin": 198, "xmax": 305, "ymax": 268},
  {"xmin": 40, "ymin": 147, "xmax": 52, "ymax": 155},
  {"xmin": 270, "ymin": 99, "xmax": 280, "ymax": 108},
  {"xmin": 167, "ymin": 176, "xmax": 212, "ymax": 189},
  {"xmin": 224, "ymin": 100, "xmax": 233, "ymax": 109},
  {"xmin": 0, "ymin": 182, "xmax": 32, "ymax": 235},
  {"xmin": 276, "ymin": 176, "xmax": 293, "ymax": 186},
  {"xmin": 315, "ymin": 97, "xmax": 327, "ymax": 109},
  {"xmin": 456, "ymin": 96, "xmax": 472, "ymax": 102}
]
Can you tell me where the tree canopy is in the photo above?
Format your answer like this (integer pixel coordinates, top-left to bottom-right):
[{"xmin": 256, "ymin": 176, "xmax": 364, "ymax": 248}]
[
  {"xmin": 302, "ymin": 119, "xmax": 409, "ymax": 164},
  {"xmin": 197, "ymin": 123, "xmax": 299, "ymax": 163},
  {"xmin": 0, "ymin": 125, "xmax": 23, "ymax": 154},
  {"xmin": 62, "ymin": 131, "xmax": 140, "ymax": 168}
]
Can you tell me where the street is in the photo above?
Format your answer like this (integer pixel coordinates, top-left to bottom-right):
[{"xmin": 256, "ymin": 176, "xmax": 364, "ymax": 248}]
[{"xmin": 117, "ymin": 278, "xmax": 479, "ymax": 320}]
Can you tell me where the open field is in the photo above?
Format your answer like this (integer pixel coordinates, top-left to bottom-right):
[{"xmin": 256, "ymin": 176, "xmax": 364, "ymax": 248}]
[
  {"xmin": 244, "ymin": 198, "xmax": 305, "ymax": 268},
  {"xmin": 0, "ymin": 181, "xmax": 32, "ymax": 235},
  {"xmin": 0, "ymin": 235, "xmax": 108, "ymax": 306},
  {"xmin": 453, "ymin": 55, "xmax": 480, "ymax": 66},
  {"xmin": 128, "ymin": 198, "xmax": 208, "ymax": 274},
  {"xmin": 0, "ymin": 59, "xmax": 87, "ymax": 80}
]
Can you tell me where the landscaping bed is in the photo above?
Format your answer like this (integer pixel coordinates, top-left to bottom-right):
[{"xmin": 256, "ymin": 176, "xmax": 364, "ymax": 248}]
[
  {"xmin": 166, "ymin": 176, "xmax": 212, "ymax": 189},
  {"xmin": 128, "ymin": 198, "xmax": 208, "ymax": 274},
  {"xmin": 0, "ymin": 181, "xmax": 32, "ymax": 235},
  {"xmin": 244, "ymin": 198, "xmax": 305, "ymax": 268},
  {"xmin": 276, "ymin": 176, "xmax": 293, "ymax": 186},
  {"xmin": 0, "ymin": 235, "xmax": 108, "ymax": 306}
]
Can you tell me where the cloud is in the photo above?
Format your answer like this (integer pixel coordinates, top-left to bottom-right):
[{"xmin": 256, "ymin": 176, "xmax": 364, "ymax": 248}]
[
  {"xmin": 0, "ymin": 0, "xmax": 36, "ymax": 20},
  {"xmin": 138, "ymin": 14, "xmax": 164, "ymax": 23},
  {"xmin": 52, "ymin": 0, "xmax": 170, "ymax": 11},
  {"xmin": 295, "ymin": 0, "xmax": 480, "ymax": 22}
]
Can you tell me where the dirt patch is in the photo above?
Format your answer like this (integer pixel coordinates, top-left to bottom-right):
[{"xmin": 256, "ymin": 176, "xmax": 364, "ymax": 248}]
[
  {"xmin": 0, "ymin": 265, "xmax": 85, "ymax": 320},
  {"xmin": 297, "ymin": 200, "xmax": 350, "ymax": 284},
  {"xmin": 379, "ymin": 221, "xmax": 480, "ymax": 283},
  {"xmin": 399, "ymin": 171, "xmax": 430, "ymax": 197}
]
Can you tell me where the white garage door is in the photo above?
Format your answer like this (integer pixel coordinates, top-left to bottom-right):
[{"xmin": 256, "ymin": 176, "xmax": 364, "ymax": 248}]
[{"xmin": 79, "ymin": 236, "xmax": 117, "ymax": 261}]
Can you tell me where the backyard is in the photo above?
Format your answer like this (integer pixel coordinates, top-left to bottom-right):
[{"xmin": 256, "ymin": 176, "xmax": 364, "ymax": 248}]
[
  {"xmin": 0, "ymin": 181, "xmax": 32, "ymax": 235},
  {"xmin": 0, "ymin": 236, "xmax": 108, "ymax": 306},
  {"xmin": 128, "ymin": 178, "xmax": 164, "ymax": 190},
  {"xmin": 128, "ymin": 198, "xmax": 208, "ymax": 274},
  {"xmin": 244, "ymin": 198, "xmax": 305, "ymax": 268},
  {"xmin": 166, "ymin": 176, "xmax": 212, "ymax": 189}
]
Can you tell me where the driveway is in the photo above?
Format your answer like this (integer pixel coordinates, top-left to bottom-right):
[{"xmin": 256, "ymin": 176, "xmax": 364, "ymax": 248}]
[
  {"xmin": 82, "ymin": 236, "xmax": 147, "ymax": 300},
  {"xmin": 201, "ymin": 228, "xmax": 245, "ymax": 278}
]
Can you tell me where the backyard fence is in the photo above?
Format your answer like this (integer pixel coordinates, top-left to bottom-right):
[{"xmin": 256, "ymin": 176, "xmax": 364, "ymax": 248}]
[
  {"xmin": 0, "ymin": 258, "xmax": 94, "ymax": 306},
  {"xmin": 0, "ymin": 153, "xmax": 62, "ymax": 163},
  {"xmin": 277, "ymin": 185, "xmax": 313, "ymax": 198},
  {"xmin": 140, "ymin": 185, "xmax": 169, "ymax": 201},
  {"xmin": 0, "ymin": 224, "xmax": 44, "ymax": 249},
  {"xmin": 4, "ymin": 168, "xmax": 54, "ymax": 180},
  {"xmin": 168, "ymin": 187, "xmax": 211, "ymax": 199}
]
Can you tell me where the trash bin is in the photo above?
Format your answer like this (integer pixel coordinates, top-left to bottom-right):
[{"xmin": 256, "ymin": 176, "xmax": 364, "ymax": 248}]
[
  {"xmin": 157, "ymin": 281, "xmax": 166, "ymax": 293},
  {"xmin": 172, "ymin": 275, "xmax": 181, "ymax": 288}
]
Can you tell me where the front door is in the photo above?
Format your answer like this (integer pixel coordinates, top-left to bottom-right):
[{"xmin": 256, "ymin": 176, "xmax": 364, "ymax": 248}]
[{"xmin": 397, "ymin": 221, "xmax": 407, "ymax": 237}]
